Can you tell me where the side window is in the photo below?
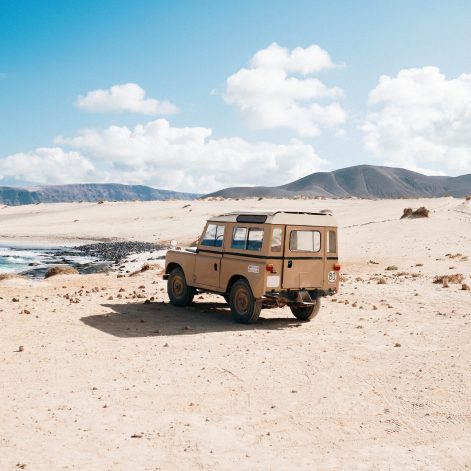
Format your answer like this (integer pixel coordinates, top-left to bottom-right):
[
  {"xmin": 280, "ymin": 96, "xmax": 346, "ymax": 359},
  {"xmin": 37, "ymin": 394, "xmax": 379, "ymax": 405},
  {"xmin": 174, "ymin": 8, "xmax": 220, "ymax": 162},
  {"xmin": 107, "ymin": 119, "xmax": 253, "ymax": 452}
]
[
  {"xmin": 327, "ymin": 230, "xmax": 337, "ymax": 253},
  {"xmin": 247, "ymin": 228, "xmax": 264, "ymax": 251},
  {"xmin": 231, "ymin": 226, "xmax": 264, "ymax": 251},
  {"xmin": 290, "ymin": 230, "xmax": 321, "ymax": 252},
  {"xmin": 201, "ymin": 224, "xmax": 225, "ymax": 247},
  {"xmin": 231, "ymin": 227, "xmax": 247, "ymax": 249},
  {"xmin": 271, "ymin": 228, "xmax": 283, "ymax": 252}
]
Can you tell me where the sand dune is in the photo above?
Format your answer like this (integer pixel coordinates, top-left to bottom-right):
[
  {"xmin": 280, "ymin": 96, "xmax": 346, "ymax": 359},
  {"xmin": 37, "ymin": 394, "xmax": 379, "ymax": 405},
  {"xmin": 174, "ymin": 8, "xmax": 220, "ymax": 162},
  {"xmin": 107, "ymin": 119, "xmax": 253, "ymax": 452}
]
[{"xmin": 1, "ymin": 197, "xmax": 470, "ymax": 469}]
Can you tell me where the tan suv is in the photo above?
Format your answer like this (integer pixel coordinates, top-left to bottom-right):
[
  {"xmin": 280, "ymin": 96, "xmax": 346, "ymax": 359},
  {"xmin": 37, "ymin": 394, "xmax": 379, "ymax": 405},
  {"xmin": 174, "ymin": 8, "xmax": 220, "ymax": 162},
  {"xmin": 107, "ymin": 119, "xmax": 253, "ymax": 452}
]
[{"xmin": 164, "ymin": 211, "xmax": 340, "ymax": 323}]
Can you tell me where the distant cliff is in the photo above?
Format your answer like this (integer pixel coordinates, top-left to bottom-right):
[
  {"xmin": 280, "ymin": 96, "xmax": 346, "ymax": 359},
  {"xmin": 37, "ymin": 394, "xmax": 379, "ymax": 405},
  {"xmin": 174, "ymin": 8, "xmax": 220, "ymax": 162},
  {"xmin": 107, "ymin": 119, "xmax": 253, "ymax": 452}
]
[{"xmin": 0, "ymin": 183, "xmax": 198, "ymax": 206}]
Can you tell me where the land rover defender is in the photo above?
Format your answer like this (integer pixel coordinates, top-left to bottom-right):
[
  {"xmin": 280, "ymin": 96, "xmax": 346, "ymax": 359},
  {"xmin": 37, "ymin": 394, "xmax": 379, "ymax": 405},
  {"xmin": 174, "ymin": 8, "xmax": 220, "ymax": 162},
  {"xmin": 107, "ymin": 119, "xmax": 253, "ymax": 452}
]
[{"xmin": 164, "ymin": 211, "xmax": 340, "ymax": 323}]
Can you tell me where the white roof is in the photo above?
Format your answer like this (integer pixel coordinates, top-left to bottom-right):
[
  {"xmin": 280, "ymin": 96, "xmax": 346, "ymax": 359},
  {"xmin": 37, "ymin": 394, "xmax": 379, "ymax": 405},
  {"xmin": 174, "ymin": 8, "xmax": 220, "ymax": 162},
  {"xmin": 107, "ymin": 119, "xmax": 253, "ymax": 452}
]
[{"xmin": 208, "ymin": 210, "xmax": 337, "ymax": 227}]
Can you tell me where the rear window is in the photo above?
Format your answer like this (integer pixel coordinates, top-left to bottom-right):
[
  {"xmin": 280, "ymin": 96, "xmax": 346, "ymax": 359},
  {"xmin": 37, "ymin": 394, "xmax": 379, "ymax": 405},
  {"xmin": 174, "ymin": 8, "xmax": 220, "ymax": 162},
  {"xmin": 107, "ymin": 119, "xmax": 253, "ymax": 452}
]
[
  {"xmin": 328, "ymin": 230, "xmax": 337, "ymax": 253},
  {"xmin": 201, "ymin": 224, "xmax": 225, "ymax": 247},
  {"xmin": 290, "ymin": 230, "xmax": 320, "ymax": 252},
  {"xmin": 231, "ymin": 227, "xmax": 264, "ymax": 251}
]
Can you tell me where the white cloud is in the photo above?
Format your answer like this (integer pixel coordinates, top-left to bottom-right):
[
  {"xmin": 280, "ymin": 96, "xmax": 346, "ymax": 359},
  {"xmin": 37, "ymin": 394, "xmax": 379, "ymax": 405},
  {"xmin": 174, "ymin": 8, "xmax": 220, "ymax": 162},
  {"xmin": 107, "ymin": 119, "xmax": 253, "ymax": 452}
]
[
  {"xmin": 223, "ymin": 42, "xmax": 346, "ymax": 137},
  {"xmin": 76, "ymin": 83, "xmax": 179, "ymax": 115},
  {"xmin": 0, "ymin": 147, "xmax": 100, "ymax": 185},
  {"xmin": 53, "ymin": 118, "xmax": 327, "ymax": 192},
  {"xmin": 363, "ymin": 66, "xmax": 471, "ymax": 174}
]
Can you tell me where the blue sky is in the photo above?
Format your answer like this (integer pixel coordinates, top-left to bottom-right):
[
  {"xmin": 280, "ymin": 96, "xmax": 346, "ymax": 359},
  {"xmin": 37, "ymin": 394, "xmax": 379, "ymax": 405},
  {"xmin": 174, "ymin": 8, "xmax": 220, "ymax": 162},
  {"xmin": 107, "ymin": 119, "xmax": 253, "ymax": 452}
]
[{"xmin": 1, "ymin": 0, "xmax": 471, "ymax": 191}]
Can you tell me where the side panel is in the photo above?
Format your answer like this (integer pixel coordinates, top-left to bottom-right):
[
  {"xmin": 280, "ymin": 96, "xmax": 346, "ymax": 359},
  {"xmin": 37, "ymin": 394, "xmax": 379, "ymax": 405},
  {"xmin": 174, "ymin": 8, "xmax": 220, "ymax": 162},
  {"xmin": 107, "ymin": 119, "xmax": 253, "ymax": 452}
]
[
  {"xmin": 193, "ymin": 251, "xmax": 222, "ymax": 289},
  {"xmin": 220, "ymin": 254, "xmax": 266, "ymax": 297},
  {"xmin": 282, "ymin": 226, "xmax": 325, "ymax": 289}
]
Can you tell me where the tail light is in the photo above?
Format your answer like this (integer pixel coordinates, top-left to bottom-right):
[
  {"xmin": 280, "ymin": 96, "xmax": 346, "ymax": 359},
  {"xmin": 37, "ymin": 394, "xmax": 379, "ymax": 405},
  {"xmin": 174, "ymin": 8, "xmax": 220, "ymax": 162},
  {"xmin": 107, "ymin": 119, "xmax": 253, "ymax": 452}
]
[
  {"xmin": 333, "ymin": 263, "xmax": 341, "ymax": 271},
  {"xmin": 266, "ymin": 264, "xmax": 277, "ymax": 273}
]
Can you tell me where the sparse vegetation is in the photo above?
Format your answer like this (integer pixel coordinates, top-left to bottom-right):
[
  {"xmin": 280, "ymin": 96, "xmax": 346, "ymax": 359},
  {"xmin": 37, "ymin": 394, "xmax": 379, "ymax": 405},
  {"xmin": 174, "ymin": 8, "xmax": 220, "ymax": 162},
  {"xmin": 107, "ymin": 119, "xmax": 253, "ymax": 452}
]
[
  {"xmin": 44, "ymin": 265, "xmax": 79, "ymax": 278},
  {"xmin": 433, "ymin": 274, "xmax": 465, "ymax": 284},
  {"xmin": 0, "ymin": 273, "xmax": 24, "ymax": 281},
  {"xmin": 129, "ymin": 263, "xmax": 161, "ymax": 276},
  {"xmin": 401, "ymin": 206, "xmax": 430, "ymax": 219},
  {"xmin": 385, "ymin": 265, "xmax": 398, "ymax": 271}
]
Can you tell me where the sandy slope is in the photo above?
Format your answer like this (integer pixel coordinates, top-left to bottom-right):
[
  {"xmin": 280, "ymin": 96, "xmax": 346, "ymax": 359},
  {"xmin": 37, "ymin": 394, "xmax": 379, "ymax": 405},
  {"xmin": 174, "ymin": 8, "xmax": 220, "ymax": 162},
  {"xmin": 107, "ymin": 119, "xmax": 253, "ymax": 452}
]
[{"xmin": 1, "ymin": 197, "xmax": 470, "ymax": 470}]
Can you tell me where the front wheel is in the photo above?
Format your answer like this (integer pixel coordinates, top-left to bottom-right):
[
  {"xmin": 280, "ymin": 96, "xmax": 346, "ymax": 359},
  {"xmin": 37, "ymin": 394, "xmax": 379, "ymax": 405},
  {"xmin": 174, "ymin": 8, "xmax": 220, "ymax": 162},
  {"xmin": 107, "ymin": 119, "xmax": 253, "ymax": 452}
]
[
  {"xmin": 290, "ymin": 297, "xmax": 321, "ymax": 321},
  {"xmin": 230, "ymin": 280, "xmax": 262, "ymax": 324},
  {"xmin": 167, "ymin": 268, "xmax": 195, "ymax": 306}
]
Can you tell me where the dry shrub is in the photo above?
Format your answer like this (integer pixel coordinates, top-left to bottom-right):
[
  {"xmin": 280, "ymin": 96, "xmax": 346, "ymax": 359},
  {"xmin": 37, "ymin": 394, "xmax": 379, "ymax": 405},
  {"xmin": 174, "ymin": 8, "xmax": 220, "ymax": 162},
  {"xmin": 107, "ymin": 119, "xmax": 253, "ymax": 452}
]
[
  {"xmin": 401, "ymin": 206, "xmax": 430, "ymax": 219},
  {"xmin": 129, "ymin": 263, "xmax": 160, "ymax": 277},
  {"xmin": 465, "ymin": 195, "xmax": 471, "ymax": 201},
  {"xmin": 433, "ymin": 274, "xmax": 465, "ymax": 284},
  {"xmin": 386, "ymin": 265, "xmax": 398, "ymax": 271},
  {"xmin": 97, "ymin": 200, "xmax": 106, "ymax": 204},
  {"xmin": 0, "ymin": 273, "xmax": 25, "ymax": 281},
  {"xmin": 45, "ymin": 265, "xmax": 79, "ymax": 278},
  {"xmin": 377, "ymin": 277, "xmax": 387, "ymax": 284}
]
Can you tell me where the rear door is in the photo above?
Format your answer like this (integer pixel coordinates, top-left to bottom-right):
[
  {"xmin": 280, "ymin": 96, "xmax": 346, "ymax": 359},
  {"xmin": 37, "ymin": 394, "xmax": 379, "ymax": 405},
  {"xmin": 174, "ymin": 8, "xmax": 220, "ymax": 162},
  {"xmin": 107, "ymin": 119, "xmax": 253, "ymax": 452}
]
[{"xmin": 282, "ymin": 226, "xmax": 325, "ymax": 289}]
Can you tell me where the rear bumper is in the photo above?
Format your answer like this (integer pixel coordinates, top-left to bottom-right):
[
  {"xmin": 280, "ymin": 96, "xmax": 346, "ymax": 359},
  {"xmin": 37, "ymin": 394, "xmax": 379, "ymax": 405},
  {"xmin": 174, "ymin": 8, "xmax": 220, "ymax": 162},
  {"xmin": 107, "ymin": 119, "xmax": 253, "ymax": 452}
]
[{"xmin": 265, "ymin": 287, "xmax": 336, "ymax": 301}]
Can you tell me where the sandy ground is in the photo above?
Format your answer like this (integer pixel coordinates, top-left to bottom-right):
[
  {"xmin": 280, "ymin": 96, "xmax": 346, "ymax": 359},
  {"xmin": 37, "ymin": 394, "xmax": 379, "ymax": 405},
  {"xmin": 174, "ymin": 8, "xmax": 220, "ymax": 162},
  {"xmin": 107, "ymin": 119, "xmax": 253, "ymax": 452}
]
[{"xmin": 1, "ymin": 197, "xmax": 471, "ymax": 470}]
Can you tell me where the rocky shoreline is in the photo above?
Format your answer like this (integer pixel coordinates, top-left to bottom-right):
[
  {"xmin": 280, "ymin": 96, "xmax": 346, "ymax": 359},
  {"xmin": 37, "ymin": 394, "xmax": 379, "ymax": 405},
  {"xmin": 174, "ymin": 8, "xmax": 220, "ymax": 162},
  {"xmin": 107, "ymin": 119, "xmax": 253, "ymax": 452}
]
[
  {"xmin": 73, "ymin": 241, "xmax": 168, "ymax": 262},
  {"xmin": 18, "ymin": 241, "xmax": 169, "ymax": 278}
]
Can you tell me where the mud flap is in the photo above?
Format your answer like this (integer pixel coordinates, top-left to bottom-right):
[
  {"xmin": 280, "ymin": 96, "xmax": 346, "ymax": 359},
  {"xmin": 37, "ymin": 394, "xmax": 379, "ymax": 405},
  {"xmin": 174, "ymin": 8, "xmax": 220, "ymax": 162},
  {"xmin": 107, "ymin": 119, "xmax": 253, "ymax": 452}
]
[{"xmin": 295, "ymin": 290, "xmax": 315, "ymax": 305}]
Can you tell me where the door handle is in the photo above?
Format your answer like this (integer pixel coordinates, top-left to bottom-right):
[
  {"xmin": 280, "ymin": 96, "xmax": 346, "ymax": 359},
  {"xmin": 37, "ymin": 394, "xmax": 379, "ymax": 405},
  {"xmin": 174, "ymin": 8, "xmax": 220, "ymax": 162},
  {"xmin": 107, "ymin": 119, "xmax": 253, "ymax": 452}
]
[
  {"xmin": 214, "ymin": 263, "xmax": 218, "ymax": 271},
  {"xmin": 288, "ymin": 260, "xmax": 293, "ymax": 268}
]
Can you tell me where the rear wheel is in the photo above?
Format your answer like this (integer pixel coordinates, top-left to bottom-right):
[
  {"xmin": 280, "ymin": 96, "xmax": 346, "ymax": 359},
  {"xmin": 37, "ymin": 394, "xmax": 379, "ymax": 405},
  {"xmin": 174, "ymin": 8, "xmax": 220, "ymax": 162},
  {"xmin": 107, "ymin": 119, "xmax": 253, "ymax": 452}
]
[
  {"xmin": 167, "ymin": 268, "xmax": 195, "ymax": 306},
  {"xmin": 290, "ymin": 297, "xmax": 321, "ymax": 321},
  {"xmin": 230, "ymin": 280, "xmax": 262, "ymax": 324}
]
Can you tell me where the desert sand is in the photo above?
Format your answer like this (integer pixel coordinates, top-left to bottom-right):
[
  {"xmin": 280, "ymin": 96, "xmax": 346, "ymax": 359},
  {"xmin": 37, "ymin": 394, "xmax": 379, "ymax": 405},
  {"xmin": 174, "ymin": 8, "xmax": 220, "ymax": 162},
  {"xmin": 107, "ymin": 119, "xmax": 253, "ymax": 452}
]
[{"xmin": 1, "ymin": 197, "xmax": 470, "ymax": 470}]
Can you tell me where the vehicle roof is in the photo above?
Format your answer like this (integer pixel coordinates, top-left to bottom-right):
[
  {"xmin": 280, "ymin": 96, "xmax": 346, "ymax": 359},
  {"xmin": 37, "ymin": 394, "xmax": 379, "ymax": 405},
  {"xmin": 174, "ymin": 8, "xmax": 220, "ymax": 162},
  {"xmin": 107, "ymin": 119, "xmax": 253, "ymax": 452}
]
[{"xmin": 208, "ymin": 210, "xmax": 337, "ymax": 226}]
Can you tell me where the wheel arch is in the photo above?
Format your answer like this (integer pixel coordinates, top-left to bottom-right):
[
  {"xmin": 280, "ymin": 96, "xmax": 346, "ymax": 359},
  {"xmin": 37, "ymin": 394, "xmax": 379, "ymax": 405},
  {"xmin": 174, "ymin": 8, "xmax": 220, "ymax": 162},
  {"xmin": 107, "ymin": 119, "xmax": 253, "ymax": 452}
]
[
  {"xmin": 225, "ymin": 274, "xmax": 250, "ymax": 295},
  {"xmin": 166, "ymin": 262, "xmax": 183, "ymax": 275}
]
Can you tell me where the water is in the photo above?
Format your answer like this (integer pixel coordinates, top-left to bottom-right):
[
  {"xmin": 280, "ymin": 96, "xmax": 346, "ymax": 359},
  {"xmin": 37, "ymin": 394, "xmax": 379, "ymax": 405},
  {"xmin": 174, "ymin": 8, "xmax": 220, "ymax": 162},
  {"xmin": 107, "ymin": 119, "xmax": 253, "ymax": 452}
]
[{"xmin": 0, "ymin": 245, "xmax": 102, "ymax": 277}]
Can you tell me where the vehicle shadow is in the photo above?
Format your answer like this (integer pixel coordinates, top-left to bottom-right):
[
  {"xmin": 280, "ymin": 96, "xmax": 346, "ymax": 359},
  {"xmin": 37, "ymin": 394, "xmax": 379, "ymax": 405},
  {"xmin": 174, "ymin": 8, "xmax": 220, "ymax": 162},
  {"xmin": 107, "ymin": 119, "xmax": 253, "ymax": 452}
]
[{"xmin": 80, "ymin": 301, "xmax": 304, "ymax": 337}]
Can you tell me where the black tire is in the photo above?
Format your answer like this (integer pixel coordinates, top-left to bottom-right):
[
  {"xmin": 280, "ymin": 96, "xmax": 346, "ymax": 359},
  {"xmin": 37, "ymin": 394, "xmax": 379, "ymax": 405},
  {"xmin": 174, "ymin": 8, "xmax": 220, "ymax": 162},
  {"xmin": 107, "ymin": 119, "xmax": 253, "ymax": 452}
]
[
  {"xmin": 222, "ymin": 294, "xmax": 230, "ymax": 304},
  {"xmin": 290, "ymin": 297, "xmax": 321, "ymax": 321},
  {"xmin": 229, "ymin": 279, "xmax": 262, "ymax": 324},
  {"xmin": 167, "ymin": 268, "xmax": 195, "ymax": 307}
]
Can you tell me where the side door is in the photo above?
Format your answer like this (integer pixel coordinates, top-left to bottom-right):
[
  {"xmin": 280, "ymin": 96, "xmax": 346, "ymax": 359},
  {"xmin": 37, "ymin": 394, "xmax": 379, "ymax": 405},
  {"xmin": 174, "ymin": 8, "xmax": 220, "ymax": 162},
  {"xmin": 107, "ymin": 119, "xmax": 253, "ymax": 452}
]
[
  {"xmin": 193, "ymin": 223, "xmax": 225, "ymax": 290},
  {"xmin": 282, "ymin": 226, "xmax": 325, "ymax": 289}
]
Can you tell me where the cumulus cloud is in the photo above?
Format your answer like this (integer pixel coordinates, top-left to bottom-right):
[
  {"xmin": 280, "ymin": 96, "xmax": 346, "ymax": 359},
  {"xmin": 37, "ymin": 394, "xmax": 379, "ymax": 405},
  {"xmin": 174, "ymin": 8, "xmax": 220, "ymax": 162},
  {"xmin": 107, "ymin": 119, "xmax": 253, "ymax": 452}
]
[
  {"xmin": 53, "ymin": 118, "xmax": 326, "ymax": 192},
  {"xmin": 76, "ymin": 83, "xmax": 179, "ymax": 115},
  {"xmin": 223, "ymin": 42, "xmax": 346, "ymax": 137},
  {"xmin": 0, "ymin": 147, "xmax": 100, "ymax": 185},
  {"xmin": 362, "ymin": 66, "xmax": 471, "ymax": 174}
]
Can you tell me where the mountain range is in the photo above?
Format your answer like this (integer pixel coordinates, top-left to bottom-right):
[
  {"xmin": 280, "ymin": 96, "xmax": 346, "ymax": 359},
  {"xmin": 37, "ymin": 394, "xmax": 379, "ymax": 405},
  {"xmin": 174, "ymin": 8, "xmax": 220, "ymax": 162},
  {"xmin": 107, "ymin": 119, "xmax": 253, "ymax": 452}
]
[
  {"xmin": 0, "ymin": 183, "xmax": 198, "ymax": 206},
  {"xmin": 1, "ymin": 165, "xmax": 470, "ymax": 205},
  {"xmin": 206, "ymin": 165, "xmax": 471, "ymax": 199}
]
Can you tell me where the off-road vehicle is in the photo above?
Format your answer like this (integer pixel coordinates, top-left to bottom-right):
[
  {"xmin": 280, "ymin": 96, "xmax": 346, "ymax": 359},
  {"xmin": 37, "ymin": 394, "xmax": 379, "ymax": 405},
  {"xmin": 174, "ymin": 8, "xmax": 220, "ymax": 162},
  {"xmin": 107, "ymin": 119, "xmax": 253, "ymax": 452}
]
[{"xmin": 164, "ymin": 211, "xmax": 340, "ymax": 323}]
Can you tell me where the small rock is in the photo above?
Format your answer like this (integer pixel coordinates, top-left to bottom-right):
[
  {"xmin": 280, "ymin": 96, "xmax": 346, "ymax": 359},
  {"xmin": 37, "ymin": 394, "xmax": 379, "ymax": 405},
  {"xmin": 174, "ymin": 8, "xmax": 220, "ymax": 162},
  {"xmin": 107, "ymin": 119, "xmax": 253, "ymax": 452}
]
[{"xmin": 394, "ymin": 343, "xmax": 401, "ymax": 347}]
